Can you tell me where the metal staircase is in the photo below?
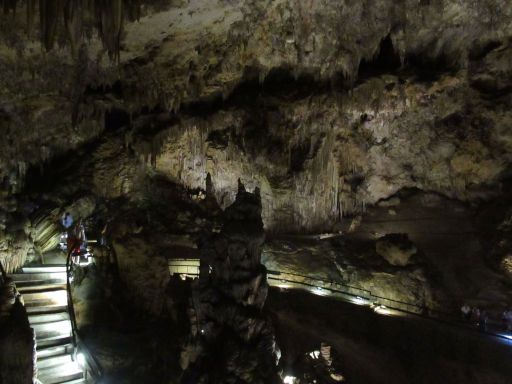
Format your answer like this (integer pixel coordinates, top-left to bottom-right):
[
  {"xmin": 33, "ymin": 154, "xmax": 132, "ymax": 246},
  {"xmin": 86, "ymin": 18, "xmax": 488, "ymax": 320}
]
[{"xmin": 10, "ymin": 265, "xmax": 87, "ymax": 384}]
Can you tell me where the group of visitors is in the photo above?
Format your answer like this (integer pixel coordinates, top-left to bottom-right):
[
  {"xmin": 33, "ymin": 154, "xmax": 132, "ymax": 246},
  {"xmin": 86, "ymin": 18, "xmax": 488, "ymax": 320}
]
[
  {"xmin": 461, "ymin": 303, "xmax": 512, "ymax": 333},
  {"xmin": 61, "ymin": 212, "xmax": 87, "ymax": 265}
]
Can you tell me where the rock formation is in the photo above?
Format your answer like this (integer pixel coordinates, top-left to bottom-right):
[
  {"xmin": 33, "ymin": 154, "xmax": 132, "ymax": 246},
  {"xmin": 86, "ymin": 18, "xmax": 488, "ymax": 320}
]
[
  {"xmin": 180, "ymin": 181, "xmax": 281, "ymax": 384},
  {"xmin": 375, "ymin": 233, "xmax": 417, "ymax": 267},
  {"xmin": 0, "ymin": 278, "xmax": 35, "ymax": 384},
  {"xmin": 1, "ymin": 2, "xmax": 512, "ymax": 381}
]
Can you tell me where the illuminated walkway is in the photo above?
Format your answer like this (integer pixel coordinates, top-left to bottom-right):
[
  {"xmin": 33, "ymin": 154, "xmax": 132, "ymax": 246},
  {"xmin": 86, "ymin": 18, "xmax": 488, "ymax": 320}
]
[
  {"xmin": 266, "ymin": 270, "xmax": 512, "ymax": 343},
  {"xmin": 168, "ymin": 257, "xmax": 512, "ymax": 342},
  {"xmin": 10, "ymin": 266, "xmax": 87, "ymax": 384}
]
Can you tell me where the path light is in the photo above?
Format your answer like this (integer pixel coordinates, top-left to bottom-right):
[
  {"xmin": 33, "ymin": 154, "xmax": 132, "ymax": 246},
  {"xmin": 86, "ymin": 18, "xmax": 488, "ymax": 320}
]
[
  {"xmin": 283, "ymin": 376, "xmax": 296, "ymax": 384},
  {"xmin": 351, "ymin": 296, "xmax": 368, "ymax": 305},
  {"xmin": 76, "ymin": 352, "xmax": 86, "ymax": 368},
  {"xmin": 373, "ymin": 305, "xmax": 392, "ymax": 316},
  {"xmin": 312, "ymin": 286, "xmax": 328, "ymax": 296}
]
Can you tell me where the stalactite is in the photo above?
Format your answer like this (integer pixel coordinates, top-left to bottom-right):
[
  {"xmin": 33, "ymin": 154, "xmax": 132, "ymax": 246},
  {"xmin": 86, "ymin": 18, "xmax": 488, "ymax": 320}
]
[
  {"xmin": 26, "ymin": 0, "xmax": 36, "ymax": 36},
  {"xmin": 94, "ymin": 0, "xmax": 123, "ymax": 62},
  {"xmin": 39, "ymin": 0, "xmax": 62, "ymax": 51},
  {"xmin": 1, "ymin": 0, "xmax": 17, "ymax": 15},
  {"xmin": 63, "ymin": 0, "xmax": 83, "ymax": 56},
  {"xmin": 2, "ymin": 0, "xmax": 141, "ymax": 60}
]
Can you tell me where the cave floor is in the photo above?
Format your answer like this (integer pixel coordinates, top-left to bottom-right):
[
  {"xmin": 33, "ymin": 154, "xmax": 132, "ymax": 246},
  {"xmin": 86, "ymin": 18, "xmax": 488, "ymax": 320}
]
[{"xmin": 268, "ymin": 287, "xmax": 512, "ymax": 384}]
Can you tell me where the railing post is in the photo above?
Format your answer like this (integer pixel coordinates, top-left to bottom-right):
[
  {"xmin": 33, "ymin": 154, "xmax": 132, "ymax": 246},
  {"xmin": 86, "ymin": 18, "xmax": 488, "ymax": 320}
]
[
  {"xmin": 0, "ymin": 260, "xmax": 7, "ymax": 284},
  {"xmin": 65, "ymin": 243, "xmax": 79, "ymax": 348}
]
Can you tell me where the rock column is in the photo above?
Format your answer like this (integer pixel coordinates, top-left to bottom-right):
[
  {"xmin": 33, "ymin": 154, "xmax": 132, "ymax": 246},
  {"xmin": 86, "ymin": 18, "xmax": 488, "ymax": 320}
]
[{"xmin": 181, "ymin": 180, "xmax": 281, "ymax": 384}]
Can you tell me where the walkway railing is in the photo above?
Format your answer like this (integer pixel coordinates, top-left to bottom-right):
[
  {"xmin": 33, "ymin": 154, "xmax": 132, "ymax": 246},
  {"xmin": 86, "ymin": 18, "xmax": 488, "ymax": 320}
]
[
  {"xmin": 266, "ymin": 270, "xmax": 512, "ymax": 341},
  {"xmin": 66, "ymin": 246, "xmax": 103, "ymax": 381},
  {"xmin": 167, "ymin": 258, "xmax": 512, "ymax": 341},
  {"xmin": 0, "ymin": 260, "xmax": 7, "ymax": 285}
]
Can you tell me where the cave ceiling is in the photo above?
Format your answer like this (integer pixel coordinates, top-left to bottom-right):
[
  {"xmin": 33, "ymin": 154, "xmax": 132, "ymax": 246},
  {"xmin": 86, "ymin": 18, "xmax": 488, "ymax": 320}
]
[{"xmin": 1, "ymin": 0, "xmax": 512, "ymax": 231}]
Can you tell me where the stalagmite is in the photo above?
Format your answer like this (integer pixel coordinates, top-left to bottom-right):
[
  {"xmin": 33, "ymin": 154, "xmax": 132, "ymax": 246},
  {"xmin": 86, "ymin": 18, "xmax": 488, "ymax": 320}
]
[{"xmin": 180, "ymin": 182, "xmax": 281, "ymax": 383}]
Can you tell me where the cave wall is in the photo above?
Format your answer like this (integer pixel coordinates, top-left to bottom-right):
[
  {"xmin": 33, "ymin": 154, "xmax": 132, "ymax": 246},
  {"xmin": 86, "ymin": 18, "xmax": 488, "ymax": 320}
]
[
  {"xmin": 1, "ymin": 1, "xmax": 512, "ymax": 269},
  {"xmin": 0, "ymin": 279, "xmax": 36, "ymax": 384},
  {"xmin": 135, "ymin": 66, "xmax": 512, "ymax": 231}
]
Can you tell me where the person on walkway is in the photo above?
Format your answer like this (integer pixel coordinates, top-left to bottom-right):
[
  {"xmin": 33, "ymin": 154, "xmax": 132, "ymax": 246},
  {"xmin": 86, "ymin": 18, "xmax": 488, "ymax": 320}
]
[
  {"xmin": 68, "ymin": 218, "xmax": 86, "ymax": 265},
  {"xmin": 502, "ymin": 310, "xmax": 509, "ymax": 330},
  {"xmin": 461, "ymin": 304, "xmax": 471, "ymax": 321},
  {"xmin": 61, "ymin": 212, "xmax": 74, "ymax": 229},
  {"xmin": 503, "ymin": 308, "xmax": 512, "ymax": 332},
  {"xmin": 478, "ymin": 310, "xmax": 488, "ymax": 332},
  {"xmin": 472, "ymin": 307, "xmax": 480, "ymax": 324}
]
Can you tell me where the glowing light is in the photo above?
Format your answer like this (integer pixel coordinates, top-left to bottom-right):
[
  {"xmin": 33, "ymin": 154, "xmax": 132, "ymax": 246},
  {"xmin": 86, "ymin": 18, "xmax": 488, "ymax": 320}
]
[
  {"xmin": 200, "ymin": 329, "xmax": 205, "ymax": 335},
  {"xmin": 351, "ymin": 296, "xmax": 368, "ymax": 306},
  {"xmin": 78, "ymin": 253, "xmax": 93, "ymax": 266},
  {"xmin": 312, "ymin": 287, "xmax": 329, "ymax": 296},
  {"xmin": 308, "ymin": 350, "xmax": 320, "ymax": 359},
  {"xmin": 38, "ymin": 290, "xmax": 68, "ymax": 306},
  {"xmin": 277, "ymin": 284, "xmax": 290, "ymax": 289},
  {"xmin": 76, "ymin": 352, "xmax": 85, "ymax": 368},
  {"xmin": 373, "ymin": 305, "xmax": 392, "ymax": 316},
  {"xmin": 283, "ymin": 376, "xmax": 296, "ymax": 384}
]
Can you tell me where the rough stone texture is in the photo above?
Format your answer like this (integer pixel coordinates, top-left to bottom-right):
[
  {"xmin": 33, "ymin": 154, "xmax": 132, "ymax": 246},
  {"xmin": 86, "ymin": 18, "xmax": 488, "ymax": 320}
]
[
  {"xmin": 0, "ymin": 279, "xmax": 35, "ymax": 384},
  {"xmin": 111, "ymin": 235, "xmax": 171, "ymax": 316},
  {"xmin": 1, "ymin": 0, "xmax": 512, "ymax": 233},
  {"xmin": 0, "ymin": 205, "xmax": 33, "ymax": 273},
  {"xmin": 181, "ymin": 183, "xmax": 281, "ymax": 384},
  {"xmin": 263, "ymin": 235, "xmax": 434, "ymax": 310},
  {"xmin": 375, "ymin": 233, "xmax": 417, "ymax": 267}
]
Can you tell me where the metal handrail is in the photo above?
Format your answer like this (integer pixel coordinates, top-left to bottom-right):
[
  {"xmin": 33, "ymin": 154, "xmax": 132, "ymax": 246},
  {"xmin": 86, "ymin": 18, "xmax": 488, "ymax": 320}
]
[
  {"xmin": 268, "ymin": 270, "xmax": 373, "ymax": 297},
  {"xmin": 65, "ymin": 246, "xmax": 78, "ymax": 347},
  {"xmin": 267, "ymin": 269, "xmax": 443, "ymax": 314},
  {"xmin": 266, "ymin": 271, "xmax": 512, "ymax": 341},
  {"xmin": 65, "ymin": 243, "xmax": 103, "ymax": 380},
  {"xmin": 167, "ymin": 258, "xmax": 512, "ymax": 339},
  {"xmin": 0, "ymin": 260, "xmax": 7, "ymax": 283}
]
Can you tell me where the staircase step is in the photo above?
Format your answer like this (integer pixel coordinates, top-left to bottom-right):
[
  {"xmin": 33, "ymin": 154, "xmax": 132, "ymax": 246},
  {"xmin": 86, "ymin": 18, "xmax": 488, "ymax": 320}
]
[
  {"xmin": 37, "ymin": 343, "xmax": 74, "ymax": 360},
  {"xmin": 20, "ymin": 285, "xmax": 68, "ymax": 295},
  {"xmin": 37, "ymin": 361, "xmax": 83, "ymax": 384},
  {"xmin": 10, "ymin": 272, "xmax": 67, "ymax": 282},
  {"xmin": 23, "ymin": 265, "xmax": 66, "ymax": 273},
  {"xmin": 16, "ymin": 280, "xmax": 66, "ymax": 292},
  {"xmin": 60, "ymin": 380, "xmax": 87, "ymax": 384},
  {"xmin": 37, "ymin": 354, "xmax": 73, "ymax": 369},
  {"xmin": 33, "ymin": 320, "xmax": 72, "ymax": 340},
  {"xmin": 23, "ymin": 290, "xmax": 68, "ymax": 307},
  {"xmin": 30, "ymin": 312, "xmax": 70, "ymax": 325},
  {"xmin": 27, "ymin": 305, "xmax": 68, "ymax": 316},
  {"xmin": 37, "ymin": 335, "xmax": 73, "ymax": 350}
]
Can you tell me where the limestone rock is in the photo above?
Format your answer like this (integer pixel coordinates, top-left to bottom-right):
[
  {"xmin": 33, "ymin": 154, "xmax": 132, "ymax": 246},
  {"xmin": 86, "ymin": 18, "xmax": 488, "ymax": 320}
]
[
  {"xmin": 181, "ymin": 184, "xmax": 281, "ymax": 383},
  {"xmin": 375, "ymin": 234, "xmax": 417, "ymax": 267}
]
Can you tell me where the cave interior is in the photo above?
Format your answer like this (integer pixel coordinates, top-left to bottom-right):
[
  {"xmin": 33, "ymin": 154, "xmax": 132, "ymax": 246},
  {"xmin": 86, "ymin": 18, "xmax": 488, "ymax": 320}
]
[{"xmin": 1, "ymin": 1, "xmax": 512, "ymax": 384}]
